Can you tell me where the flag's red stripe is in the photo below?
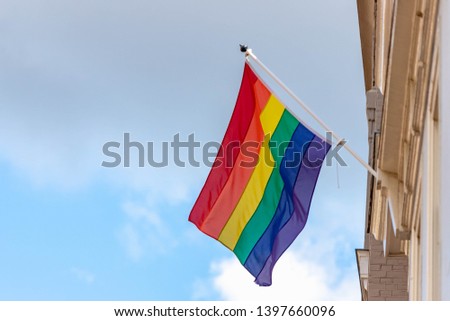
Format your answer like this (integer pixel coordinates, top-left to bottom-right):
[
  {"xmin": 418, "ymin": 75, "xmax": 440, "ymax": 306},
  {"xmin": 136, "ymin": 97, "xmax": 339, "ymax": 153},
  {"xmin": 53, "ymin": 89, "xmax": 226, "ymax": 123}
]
[
  {"xmin": 188, "ymin": 63, "xmax": 258, "ymax": 229},
  {"xmin": 200, "ymin": 79, "xmax": 271, "ymax": 239}
]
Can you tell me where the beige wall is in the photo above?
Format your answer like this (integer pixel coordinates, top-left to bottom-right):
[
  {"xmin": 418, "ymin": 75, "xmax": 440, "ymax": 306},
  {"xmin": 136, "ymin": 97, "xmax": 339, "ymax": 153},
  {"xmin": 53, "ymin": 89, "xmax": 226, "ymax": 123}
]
[
  {"xmin": 357, "ymin": 0, "xmax": 442, "ymax": 300},
  {"xmin": 440, "ymin": 0, "xmax": 450, "ymax": 300}
]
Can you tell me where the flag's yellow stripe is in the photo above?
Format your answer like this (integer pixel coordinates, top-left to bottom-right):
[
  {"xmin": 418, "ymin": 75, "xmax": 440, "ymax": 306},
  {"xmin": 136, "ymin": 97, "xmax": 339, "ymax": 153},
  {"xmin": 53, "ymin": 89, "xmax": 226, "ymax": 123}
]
[{"xmin": 218, "ymin": 95, "xmax": 285, "ymax": 249}]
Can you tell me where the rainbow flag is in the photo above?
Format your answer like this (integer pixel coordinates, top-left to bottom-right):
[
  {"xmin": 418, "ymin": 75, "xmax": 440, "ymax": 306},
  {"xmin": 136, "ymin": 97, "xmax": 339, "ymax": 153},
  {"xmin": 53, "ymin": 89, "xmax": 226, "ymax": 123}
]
[{"xmin": 189, "ymin": 63, "xmax": 331, "ymax": 286}]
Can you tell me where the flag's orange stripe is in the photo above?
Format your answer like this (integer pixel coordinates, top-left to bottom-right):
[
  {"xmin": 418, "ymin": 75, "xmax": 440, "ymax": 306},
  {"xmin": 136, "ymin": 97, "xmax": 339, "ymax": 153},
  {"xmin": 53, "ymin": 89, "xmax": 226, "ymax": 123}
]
[
  {"xmin": 253, "ymin": 79, "xmax": 271, "ymax": 113},
  {"xmin": 200, "ymin": 80, "xmax": 271, "ymax": 239},
  {"xmin": 218, "ymin": 95, "xmax": 285, "ymax": 249}
]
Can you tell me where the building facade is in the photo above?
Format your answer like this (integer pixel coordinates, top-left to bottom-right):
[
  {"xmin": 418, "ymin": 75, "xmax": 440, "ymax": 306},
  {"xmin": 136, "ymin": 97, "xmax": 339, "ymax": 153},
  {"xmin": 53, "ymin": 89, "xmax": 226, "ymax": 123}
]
[{"xmin": 355, "ymin": 0, "xmax": 449, "ymax": 300}]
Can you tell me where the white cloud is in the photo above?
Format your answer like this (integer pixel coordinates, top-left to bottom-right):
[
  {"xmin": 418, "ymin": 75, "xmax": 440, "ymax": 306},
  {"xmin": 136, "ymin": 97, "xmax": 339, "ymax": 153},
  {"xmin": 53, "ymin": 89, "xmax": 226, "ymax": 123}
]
[
  {"xmin": 118, "ymin": 200, "xmax": 178, "ymax": 261},
  {"xmin": 122, "ymin": 201, "xmax": 164, "ymax": 230},
  {"xmin": 118, "ymin": 224, "xmax": 144, "ymax": 261},
  {"xmin": 70, "ymin": 267, "xmax": 95, "ymax": 285},
  {"xmin": 196, "ymin": 250, "xmax": 359, "ymax": 301},
  {"xmin": 191, "ymin": 278, "xmax": 217, "ymax": 301}
]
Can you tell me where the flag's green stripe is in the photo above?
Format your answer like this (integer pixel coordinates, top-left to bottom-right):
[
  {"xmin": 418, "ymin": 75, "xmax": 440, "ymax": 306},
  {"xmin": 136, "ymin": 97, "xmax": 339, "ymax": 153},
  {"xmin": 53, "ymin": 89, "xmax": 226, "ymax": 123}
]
[{"xmin": 233, "ymin": 110, "xmax": 298, "ymax": 263}]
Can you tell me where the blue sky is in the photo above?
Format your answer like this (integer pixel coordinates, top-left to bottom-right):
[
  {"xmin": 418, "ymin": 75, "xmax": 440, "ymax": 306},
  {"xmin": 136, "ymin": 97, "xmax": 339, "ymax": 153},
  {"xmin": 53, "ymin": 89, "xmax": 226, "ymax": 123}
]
[{"xmin": 0, "ymin": 0, "xmax": 368, "ymax": 300}]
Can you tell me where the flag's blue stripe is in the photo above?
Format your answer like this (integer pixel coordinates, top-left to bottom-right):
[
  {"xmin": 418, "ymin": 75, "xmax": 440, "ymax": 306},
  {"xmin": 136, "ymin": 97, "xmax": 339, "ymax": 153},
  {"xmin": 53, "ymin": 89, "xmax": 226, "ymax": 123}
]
[
  {"xmin": 243, "ymin": 122, "xmax": 315, "ymax": 278},
  {"xmin": 254, "ymin": 135, "xmax": 331, "ymax": 286}
]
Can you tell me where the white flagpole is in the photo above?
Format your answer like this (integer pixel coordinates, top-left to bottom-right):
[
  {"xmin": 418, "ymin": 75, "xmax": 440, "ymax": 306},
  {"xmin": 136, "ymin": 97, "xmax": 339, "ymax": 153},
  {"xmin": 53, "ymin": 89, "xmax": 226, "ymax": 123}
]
[{"xmin": 241, "ymin": 45, "xmax": 378, "ymax": 179}]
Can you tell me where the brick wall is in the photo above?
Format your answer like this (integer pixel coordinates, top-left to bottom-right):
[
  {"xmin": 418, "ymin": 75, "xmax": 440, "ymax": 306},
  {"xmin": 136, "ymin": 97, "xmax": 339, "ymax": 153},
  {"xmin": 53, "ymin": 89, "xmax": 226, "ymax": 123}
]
[{"xmin": 367, "ymin": 235, "xmax": 409, "ymax": 300}]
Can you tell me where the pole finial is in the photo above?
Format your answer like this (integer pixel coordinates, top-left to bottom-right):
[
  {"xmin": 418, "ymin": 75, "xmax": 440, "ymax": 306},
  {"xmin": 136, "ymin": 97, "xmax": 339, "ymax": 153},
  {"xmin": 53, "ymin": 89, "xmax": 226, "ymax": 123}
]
[{"xmin": 239, "ymin": 44, "xmax": 248, "ymax": 53}]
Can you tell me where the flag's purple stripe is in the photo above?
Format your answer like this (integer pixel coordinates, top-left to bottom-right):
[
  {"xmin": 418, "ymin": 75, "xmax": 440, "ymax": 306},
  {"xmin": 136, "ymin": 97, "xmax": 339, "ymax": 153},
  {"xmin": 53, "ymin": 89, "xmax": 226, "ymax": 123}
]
[
  {"xmin": 255, "ymin": 135, "xmax": 330, "ymax": 286},
  {"xmin": 243, "ymin": 123, "xmax": 315, "ymax": 277}
]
